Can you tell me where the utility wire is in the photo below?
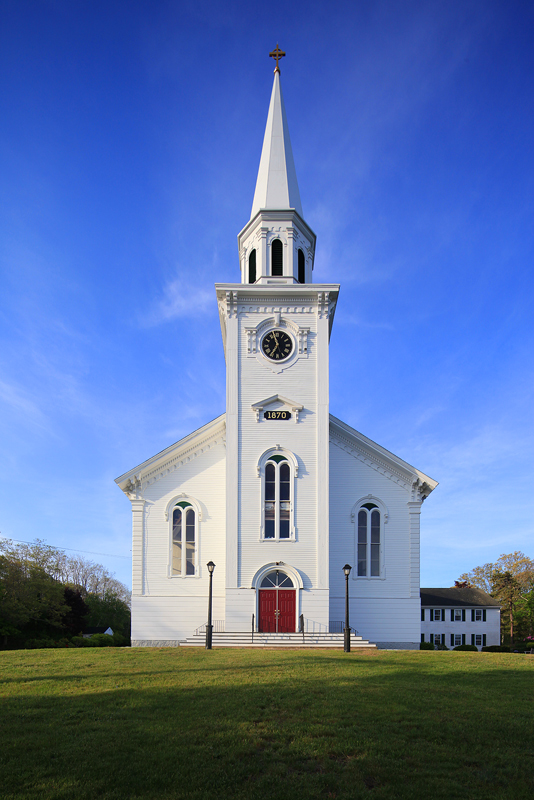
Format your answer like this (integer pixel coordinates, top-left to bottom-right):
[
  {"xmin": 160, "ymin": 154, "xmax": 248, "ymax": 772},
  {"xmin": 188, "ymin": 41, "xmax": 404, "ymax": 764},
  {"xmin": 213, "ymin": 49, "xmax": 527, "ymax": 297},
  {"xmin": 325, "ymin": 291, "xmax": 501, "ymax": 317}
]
[{"xmin": 1, "ymin": 537, "xmax": 131, "ymax": 560}]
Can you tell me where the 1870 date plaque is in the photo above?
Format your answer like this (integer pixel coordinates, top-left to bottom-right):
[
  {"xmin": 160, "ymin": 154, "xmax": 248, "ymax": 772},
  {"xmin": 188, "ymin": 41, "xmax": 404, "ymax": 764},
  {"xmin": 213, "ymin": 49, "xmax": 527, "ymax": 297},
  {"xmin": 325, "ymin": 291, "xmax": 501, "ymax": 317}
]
[{"xmin": 264, "ymin": 410, "xmax": 292, "ymax": 420}]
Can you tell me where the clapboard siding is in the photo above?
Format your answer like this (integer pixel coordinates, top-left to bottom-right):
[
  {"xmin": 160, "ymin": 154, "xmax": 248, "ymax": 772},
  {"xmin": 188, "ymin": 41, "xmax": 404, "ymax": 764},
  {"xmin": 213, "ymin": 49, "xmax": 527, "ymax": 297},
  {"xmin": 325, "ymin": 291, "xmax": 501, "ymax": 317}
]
[
  {"xmin": 329, "ymin": 439, "xmax": 415, "ymax": 598},
  {"xmin": 140, "ymin": 441, "xmax": 226, "ymax": 597},
  {"xmin": 329, "ymin": 597, "xmax": 421, "ymax": 643},
  {"xmin": 132, "ymin": 594, "xmax": 225, "ymax": 642},
  {"xmin": 237, "ymin": 308, "xmax": 321, "ymax": 589}
]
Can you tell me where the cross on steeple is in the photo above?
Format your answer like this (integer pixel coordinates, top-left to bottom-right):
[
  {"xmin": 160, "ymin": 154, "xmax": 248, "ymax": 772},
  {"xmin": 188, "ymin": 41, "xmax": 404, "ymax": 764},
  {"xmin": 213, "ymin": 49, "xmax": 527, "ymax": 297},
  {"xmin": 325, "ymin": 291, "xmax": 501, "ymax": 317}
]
[{"xmin": 269, "ymin": 44, "xmax": 286, "ymax": 73}]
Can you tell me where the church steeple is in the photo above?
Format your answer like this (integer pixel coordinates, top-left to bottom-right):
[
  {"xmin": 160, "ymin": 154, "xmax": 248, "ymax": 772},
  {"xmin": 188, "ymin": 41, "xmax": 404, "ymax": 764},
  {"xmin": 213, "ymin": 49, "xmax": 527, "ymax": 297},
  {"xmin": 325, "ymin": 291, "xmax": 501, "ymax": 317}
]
[
  {"xmin": 238, "ymin": 48, "xmax": 315, "ymax": 286},
  {"xmin": 250, "ymin": 69, "xmax": 303, "ymax": 219}
]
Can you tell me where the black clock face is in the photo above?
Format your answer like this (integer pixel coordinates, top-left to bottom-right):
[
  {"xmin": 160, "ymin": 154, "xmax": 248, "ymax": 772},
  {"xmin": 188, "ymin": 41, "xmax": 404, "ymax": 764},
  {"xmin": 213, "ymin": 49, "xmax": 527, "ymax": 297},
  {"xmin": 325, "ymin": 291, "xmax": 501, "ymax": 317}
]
[{"xmin": 261, "ymin": 330, "xmax": 293, "ymax": 361}]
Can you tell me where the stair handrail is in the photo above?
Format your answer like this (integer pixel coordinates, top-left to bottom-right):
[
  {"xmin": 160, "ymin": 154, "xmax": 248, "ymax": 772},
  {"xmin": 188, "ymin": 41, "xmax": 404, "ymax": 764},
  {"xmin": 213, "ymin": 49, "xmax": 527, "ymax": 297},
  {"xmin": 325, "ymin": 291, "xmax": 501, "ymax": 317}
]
[
  {"xmin": 299, "ymin": 613, "xmax": 305, "ymax": 643},
  {"xmin": 251, "ymin": 613, "xmax": 254, "ymax": 644}
]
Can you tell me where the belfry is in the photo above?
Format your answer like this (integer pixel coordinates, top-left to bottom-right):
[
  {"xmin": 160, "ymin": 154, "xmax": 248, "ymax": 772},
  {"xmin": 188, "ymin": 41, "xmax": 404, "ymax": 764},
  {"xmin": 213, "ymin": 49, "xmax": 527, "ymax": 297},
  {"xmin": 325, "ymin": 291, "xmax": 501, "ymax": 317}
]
[{"xmin": 116, "ymin": 51, "xmax": 437, "ymax": 648}]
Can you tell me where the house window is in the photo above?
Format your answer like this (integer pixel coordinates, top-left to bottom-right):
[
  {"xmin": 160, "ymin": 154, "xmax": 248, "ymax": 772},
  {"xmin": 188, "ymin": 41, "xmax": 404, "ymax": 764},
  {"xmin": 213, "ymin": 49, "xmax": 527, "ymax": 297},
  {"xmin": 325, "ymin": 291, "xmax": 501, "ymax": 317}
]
[
  {"xmin": 248, "ymin": 249, "xmax": 256, "ymax": 283},
  {"xmin": 298, "ymin": 248, "xmax": 305, "ymax": 283},
  {"xmin": 357, "ymin": 503, "xmax": 381, "ymax": 577},
  {"xmin": 474, "ymin": 609, "xmax": 483, "ymax": 622},
  {"xmin": 434, "ymin": 634, "xmax": 442, "ymax": 645},
  {"xmin": 453, "ymin": 634, "xmax": 462, "ymax": 647},
  {"xmin": 475, "ymin": 634, "xmax": 483, "ymax": 647},
  {"xmin": 433, "ymin": 609, "xmax": 442, "ymax": 622},
  {"xmin": 454, "ymin": 609, "xmax": 462, "ymax": 621},
  {"xmin": 263, "ymin": 455, "xmax": 292, "ymax": 540},
  {"xmin": 172, "ymin": 502, "xmax": 196, "ymax": 576},
  {"xmin": 271, "ymin": 239, "xmax": 283, "ymax": 276}
]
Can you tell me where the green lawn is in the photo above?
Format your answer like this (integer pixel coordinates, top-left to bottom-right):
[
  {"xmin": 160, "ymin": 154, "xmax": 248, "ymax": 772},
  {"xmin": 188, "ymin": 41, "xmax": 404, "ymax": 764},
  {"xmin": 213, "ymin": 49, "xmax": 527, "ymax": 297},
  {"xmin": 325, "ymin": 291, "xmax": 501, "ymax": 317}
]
[{"xmin": 0, "ymin": 648, "xmax": 532, "ymax": 799}]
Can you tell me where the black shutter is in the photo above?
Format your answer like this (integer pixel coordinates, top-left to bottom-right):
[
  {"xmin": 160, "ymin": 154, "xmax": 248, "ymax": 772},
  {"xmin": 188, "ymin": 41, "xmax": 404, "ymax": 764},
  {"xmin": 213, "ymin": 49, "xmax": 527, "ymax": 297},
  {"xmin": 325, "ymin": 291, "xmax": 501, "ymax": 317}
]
[
  {"xmin": 471, "ymin": 634, "xmax": 475, "ymax": 646},
  {"xmin": 462, "ymin": 634, "xmax": 466, "ymax": 645},
  {"xmin": 462, "ymin": 609, "xmax": 465, "ymax": 622},
  {"xmin": 471, "ymin": 609, "xmax": 475, "ymax": 622},
  {"xmin": 430, "ymin": 609, "xmax": 434, "ymax": 621},
  {"xmin": 450, "ymin": 609, "xmax": 454, "ymax": 622},
  {"xmin": 421, "ymin": 634, "xmax": 424, "ymax": 643},
  {"xmin": 483, "ymin": 634, "xmax": 487, "ymax": 647},
  {"xmin": 450, "ymin": 634, "xmax": 454, "ymax": 647},
  {"xmin": 483, "ymin": 609, "xmax": 486, "ymax": 622},
  {"xmin": 430, "ymin": 633, "xmax": 434, "ymax": 644},
  {"xmin": 421, "ymin": 608, "xmax": 424, "ymax": 621}
]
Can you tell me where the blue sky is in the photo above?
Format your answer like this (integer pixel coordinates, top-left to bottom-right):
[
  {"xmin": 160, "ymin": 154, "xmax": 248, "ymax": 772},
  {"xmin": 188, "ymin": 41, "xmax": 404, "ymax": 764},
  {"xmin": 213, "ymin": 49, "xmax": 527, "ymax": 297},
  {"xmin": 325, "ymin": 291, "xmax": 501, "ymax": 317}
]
[{"xmin": 1, "ymin": 0, "xmax": 533, "ymax": 590}]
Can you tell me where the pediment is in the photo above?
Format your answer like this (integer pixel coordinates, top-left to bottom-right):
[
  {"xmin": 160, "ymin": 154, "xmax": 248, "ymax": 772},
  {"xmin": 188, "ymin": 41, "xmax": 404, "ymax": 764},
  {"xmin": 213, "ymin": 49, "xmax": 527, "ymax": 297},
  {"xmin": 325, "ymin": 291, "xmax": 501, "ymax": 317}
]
[
  {"xmin": 115, "ymin": 414, "xmax": 226, "ymax": 498},
  {"xmin": 251, "ymin": 394, "xmax": 304, "ymax": 423},
  {"xmin": 329, "ymin": 414, "xmax": 438, "ymax": 501}
]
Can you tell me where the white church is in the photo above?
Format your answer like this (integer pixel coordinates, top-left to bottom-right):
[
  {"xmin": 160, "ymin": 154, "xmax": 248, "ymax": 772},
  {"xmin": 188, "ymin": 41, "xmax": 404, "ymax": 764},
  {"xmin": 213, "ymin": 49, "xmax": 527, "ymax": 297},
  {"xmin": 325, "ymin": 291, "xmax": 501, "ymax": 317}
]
[{"xmin": 116, "ymin": 55, "xmax": 438, "ymax": 649}]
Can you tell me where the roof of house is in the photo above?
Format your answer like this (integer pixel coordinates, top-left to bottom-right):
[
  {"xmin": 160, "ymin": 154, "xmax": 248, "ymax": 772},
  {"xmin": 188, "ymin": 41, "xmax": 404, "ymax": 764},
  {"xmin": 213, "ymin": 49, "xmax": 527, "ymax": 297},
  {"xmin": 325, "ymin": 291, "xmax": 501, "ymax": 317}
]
[{"xmin": 421, "ymin": 587, "xmax": 501, "ymax": 607}]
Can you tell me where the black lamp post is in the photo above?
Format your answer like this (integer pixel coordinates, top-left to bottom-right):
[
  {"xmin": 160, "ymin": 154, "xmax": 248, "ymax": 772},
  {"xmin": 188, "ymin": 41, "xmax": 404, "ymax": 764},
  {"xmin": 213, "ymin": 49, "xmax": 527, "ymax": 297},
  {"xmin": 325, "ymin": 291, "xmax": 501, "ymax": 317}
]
[
  {"xmin": 342, "ymin": 564, "xmax": 352, "ymax": 652},
  {"xmin": 205, "ymin": 561, "xmax": 215, "ymax": 650}
]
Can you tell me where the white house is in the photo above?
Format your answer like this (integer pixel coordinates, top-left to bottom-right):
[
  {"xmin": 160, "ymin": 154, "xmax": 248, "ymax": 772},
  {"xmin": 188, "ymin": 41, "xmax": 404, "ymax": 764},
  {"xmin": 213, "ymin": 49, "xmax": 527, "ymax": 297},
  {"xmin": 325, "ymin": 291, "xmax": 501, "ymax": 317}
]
[
  {"xmin": 421, "ymin": 587, "xmax": 501, "ymax": 649},
  {"xmin": 115, "ymin": 59, "xmax": 438, "ymax": 648}
]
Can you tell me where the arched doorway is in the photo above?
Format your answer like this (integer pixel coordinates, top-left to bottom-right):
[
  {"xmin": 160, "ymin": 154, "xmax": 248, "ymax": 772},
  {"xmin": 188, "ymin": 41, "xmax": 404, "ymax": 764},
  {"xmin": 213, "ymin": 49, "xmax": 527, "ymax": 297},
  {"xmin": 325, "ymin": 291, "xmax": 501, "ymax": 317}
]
[{"xmin": 258, "ymin": 570, "xmax": 296, "ymax": 632}]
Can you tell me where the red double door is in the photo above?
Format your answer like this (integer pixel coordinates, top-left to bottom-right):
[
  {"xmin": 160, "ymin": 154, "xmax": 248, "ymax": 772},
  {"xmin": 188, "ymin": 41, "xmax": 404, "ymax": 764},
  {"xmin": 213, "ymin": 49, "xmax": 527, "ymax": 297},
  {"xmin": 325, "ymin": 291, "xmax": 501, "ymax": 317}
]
[{"xmin": 258, "ymin": 589, "xmax": 296, "ymax": 633}]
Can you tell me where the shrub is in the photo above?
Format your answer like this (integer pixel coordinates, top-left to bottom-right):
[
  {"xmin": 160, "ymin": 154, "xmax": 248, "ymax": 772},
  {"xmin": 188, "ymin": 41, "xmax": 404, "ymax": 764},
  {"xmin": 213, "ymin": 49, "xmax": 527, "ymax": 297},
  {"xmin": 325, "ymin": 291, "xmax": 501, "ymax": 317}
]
[
  {"xmin": 482, "ymin": 645, "xmax": 511, "ymax": 652},
  {"xmin": 71, "ymin": 636, "xmax": 92, "ymax": 647},
  {"xmin": 112, "ymin": 632, "xmax": 128, "ymax": 647},
  {"xmin": 436, "ymin": 642, "xmax": 449, "ymax": 650},
  {"xmin": 89, "ymin": 633, "xmax": 115, "ymax": 647},
  {"xmin": 420, "ymin": 641, "xmax": 434, "ymax": 650},
  {"xmin": 453, "ymin": 644, "xmax": 478, "ymax": 652}
]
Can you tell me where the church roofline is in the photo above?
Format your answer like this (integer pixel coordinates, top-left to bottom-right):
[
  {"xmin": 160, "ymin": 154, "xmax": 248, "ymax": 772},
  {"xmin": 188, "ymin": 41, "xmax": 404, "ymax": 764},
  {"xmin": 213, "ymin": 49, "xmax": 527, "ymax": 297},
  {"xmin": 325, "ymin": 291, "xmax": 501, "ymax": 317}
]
[
  {"xmin": 329, "ymin": 414, "xmax": 438, "ymax": 494},
  {"xmin": 114, "ymin": 413, "xmax": 226, "ymax": 490}
]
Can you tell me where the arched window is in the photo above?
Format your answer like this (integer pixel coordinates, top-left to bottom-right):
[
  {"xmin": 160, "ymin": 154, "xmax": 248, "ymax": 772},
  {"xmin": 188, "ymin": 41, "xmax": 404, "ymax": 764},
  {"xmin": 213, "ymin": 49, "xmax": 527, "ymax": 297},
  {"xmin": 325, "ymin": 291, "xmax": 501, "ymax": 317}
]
[
  {"xmin": 271, "ymin": 239, "xmax": 283, "ymax": 276},
  {"xmin": 248, "ymin": 249, "xmax": 256, "ymax": 283},
  {"xmin": 172, "ymin": 501, "xmax": 196, "ymax": 576},
  {"xmin": 260, "ymin": 571, "xmax": 294, "ymax": 588},
  {"xmin": 263, "ymin": 455, "xmax": 291, "ymax": 539},
  {"xmin": 298, "ymin": 248, "xmax": 305, "ymax": 283},
  {"xmin": 357, "ymin": 502, "xmax": 381, "ymax": 577}
]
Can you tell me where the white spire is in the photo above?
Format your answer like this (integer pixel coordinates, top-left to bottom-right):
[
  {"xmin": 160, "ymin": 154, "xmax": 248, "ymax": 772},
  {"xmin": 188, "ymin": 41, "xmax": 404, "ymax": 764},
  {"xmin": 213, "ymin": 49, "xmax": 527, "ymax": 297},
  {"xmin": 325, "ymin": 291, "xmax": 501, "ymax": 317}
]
[{"xmin": 250, "ymin": 71, "xmax": 303, "ymax": 219}]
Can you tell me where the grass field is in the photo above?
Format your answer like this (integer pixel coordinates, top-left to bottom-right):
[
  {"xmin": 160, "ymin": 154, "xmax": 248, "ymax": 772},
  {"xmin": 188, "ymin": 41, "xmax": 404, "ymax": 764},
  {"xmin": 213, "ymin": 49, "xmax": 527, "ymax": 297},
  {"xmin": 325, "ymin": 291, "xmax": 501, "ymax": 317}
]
[{"xmin": 0, "ymin": 647, "xmax": 533, "ymax": 799}]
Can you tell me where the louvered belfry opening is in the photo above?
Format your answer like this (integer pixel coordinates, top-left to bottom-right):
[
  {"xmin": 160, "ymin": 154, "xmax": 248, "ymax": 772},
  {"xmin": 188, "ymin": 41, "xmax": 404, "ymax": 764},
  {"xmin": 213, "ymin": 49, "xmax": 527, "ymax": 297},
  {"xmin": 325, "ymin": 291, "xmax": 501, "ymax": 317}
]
[
  {"xmin": 271, "ymin": 239, "xmax": 283, "ymax": 276},
  {"xmin": 298, "ymin": 248, "xmax": 305, "ymax": 283},
  {"xmin": 248, "ymin": 249, "xmax": 256, "ymax": 283}
]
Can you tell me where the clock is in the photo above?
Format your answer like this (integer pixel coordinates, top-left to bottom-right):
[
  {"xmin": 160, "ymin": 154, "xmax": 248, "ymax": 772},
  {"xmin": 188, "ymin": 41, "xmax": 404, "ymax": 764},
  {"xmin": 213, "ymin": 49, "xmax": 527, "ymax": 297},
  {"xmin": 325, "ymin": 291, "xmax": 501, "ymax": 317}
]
[{"xmin": 261, "ymin": 330, "xmax": 293, "ymax": 361}]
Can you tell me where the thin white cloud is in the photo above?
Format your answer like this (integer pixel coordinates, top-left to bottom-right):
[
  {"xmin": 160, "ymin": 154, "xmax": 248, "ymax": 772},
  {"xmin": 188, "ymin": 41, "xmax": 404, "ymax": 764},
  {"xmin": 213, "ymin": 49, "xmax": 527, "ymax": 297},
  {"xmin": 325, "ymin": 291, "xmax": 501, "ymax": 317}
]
[{"xmin": 142, "ymin": 273, "xmax": 213, "ymax": 326}]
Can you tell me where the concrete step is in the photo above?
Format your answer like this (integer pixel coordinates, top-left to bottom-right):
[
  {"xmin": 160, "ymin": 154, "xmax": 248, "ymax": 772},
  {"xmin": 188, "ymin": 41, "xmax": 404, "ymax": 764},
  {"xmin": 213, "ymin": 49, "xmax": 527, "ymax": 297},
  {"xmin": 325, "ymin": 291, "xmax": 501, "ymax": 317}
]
[{"xmin": 181, "ymin": 632, "xmax": 377, "ymax": 648}]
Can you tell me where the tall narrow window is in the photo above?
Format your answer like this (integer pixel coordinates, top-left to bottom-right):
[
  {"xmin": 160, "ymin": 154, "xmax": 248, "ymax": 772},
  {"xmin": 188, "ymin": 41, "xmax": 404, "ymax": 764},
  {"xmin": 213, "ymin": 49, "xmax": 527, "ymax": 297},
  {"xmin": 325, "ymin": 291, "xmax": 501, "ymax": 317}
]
[
  {"xmin": 271, "ymin": 239, "xmax": 283, "ymax": 276},
  {"xmin": 298, "ymin": 248, "xmax": 305, "ymax": 283},
  {"xmin": 248, "ymin": 249, "xmax": 256, "ymax": 283},
  {"xmin": 356, "ymin": 502, "xmax": 381, "ymax": 577},
  {"xmin": 263, "ymin": 455, "xmax": 292, "ymax": 539},
  {"xmin": 172, "ymin": 502, "xmax": 196, "ymax": 576}
]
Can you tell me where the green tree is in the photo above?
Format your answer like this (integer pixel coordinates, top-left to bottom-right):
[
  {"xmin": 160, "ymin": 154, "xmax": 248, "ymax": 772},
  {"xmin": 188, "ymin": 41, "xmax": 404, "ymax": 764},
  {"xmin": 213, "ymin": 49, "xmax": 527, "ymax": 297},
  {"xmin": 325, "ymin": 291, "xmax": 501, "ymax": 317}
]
[
  {"xmin": 458, "ymin": 552, "xmax": 534, "ymax": 594},
  {"xmin": 0, "ymin": 554, "xmax": 67, "ymax": 646},
  {"xmin": 85, "ymin": 591, "xmax": 131, "ymax": 640},
  {"xmin": 459, "ymin": 552, "xmax": 534, "ymax": 644},
  {"xmin": 491, "ymin": 570, "xmax": 523, "ymax": 643}
]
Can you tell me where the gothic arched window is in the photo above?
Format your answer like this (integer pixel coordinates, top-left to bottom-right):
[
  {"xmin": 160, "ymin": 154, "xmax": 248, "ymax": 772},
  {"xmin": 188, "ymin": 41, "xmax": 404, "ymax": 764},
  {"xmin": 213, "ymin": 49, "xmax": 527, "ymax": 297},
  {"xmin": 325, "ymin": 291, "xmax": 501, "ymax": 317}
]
[
  {"xmin": 248, "ymin": 249, "xmax": 256, "ymax": 283},
  {"xmin": 298, "ymin": 248, "xmax": 305, "ymax": 283},
  {"xmin": 271, "ymin": 239, "xmax": 283, "ymax": 276},
  {"xmin": 263, "ymin": 455, "xmax": 292, "ymax": 539},
  {"xmin": 172, "ymin": 501, "xmax": 196, "ymax": 576},
  {"xmin": 357, "ymin": 502, "xmax": 381, "ymax": 577}
]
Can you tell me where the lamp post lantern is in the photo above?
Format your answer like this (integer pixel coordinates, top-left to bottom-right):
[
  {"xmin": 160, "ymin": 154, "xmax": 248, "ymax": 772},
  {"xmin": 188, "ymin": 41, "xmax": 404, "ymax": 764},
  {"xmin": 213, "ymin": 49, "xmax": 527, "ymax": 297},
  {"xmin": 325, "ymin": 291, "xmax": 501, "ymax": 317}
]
[
  {"xmin": 342, "ymin": 564, "xmax": 352, "ymax": 652},
  {"xmin": 206, "ymin": 561, "xmax": 215, "ymax": 650}
]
